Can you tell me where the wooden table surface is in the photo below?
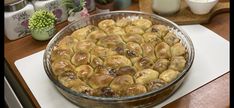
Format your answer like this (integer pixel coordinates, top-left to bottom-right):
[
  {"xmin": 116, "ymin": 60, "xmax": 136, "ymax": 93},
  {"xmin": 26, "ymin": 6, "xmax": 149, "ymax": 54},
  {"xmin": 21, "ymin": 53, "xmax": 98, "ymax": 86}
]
[{"xmin": 4, "ymin": 1, "xmax": 229, "ymax": 108}]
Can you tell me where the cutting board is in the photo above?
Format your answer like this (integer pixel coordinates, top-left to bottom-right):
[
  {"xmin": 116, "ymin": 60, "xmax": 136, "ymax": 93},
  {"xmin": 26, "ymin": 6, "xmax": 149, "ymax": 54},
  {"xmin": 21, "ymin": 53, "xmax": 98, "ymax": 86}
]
[
  {"xmin": 14, "ymin": 25, "xmax": 229, "ymax": 108},
  {"xmin": 139, "ymin": 0, "xmax": 229, "ymax": 25}
]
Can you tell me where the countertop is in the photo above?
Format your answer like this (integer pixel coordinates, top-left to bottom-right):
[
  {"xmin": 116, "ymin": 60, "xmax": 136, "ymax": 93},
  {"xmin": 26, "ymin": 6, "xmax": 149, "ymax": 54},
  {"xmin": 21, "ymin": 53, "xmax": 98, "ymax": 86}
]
[{"xmin": 4, "ymin": 1, "xmax": 229, "ymax": 108}]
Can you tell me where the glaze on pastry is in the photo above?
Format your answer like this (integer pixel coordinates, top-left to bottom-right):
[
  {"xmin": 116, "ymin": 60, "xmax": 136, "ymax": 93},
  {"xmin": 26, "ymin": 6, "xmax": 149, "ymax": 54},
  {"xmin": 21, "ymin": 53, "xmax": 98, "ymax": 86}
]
[{"xmin": 51, "ymin": 18, "xmax": 188, "ymax": 97}]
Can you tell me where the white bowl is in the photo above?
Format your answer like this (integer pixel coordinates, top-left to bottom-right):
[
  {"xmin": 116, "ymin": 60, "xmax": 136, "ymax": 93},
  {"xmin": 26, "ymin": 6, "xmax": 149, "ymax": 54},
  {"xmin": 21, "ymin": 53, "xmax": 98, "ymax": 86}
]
[{"xmin": 186, "ymin": 0, "xmax": 218, "ymax": 15}]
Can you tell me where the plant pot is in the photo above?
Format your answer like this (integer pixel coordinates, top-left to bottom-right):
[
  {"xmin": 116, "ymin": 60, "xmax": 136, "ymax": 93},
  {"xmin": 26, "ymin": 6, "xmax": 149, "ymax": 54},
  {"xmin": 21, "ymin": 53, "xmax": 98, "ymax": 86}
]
[
  {"xmin": 30, "ymin": 25, "xmax": 56, "ymax": 41},
  {"xmin": 67, "ymin": 8, "xmax": 89, "ymax": 23},
  {"xmin": 95, "ymin": 1, "xmax": 115, "ymax": 12}
]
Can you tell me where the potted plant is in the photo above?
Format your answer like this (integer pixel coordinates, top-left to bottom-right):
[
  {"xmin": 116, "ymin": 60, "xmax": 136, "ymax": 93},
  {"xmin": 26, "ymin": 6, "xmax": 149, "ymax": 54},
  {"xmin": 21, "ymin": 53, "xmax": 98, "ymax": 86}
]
[
  {"xmin": 62, "ymin": 0, "xmax": 89, "ymax": 22},
  {"xmin": 28, "ymin": 10, "xmax": 56, "ymax": 41},
  {"xmin": 95, "ymin": 0, "xmax": 115, "ymax": 12}
]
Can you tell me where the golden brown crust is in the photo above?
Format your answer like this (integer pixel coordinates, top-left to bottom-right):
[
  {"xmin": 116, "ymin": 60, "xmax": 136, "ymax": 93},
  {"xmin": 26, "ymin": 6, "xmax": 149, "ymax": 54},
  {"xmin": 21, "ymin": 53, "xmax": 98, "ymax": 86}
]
[
  {"xmin": 171, "ymin": 43, "xmax": 186, "ymax": 56},
  {"xmin": 98, "ymin": 19, "xmax": 116, "ymax": 30},
  {"xmin": 125, "ymin": 84, "xmax": 147, "ymax": 96},
  {"xmin": 75, "ymin": 65, "xmax": 94, "ymax": 81},
  {"xmin": 105, "ymin": 55, "xmax": 132, "ymax": 69},
  {"xmin": 51, "ymin": 18, "xmax": 188, "ymax": 97},
  {"xmin": 169, "ymin": 56, "xmax": 186, "ymax": 71},
  {"xmin": 155, "ymin": 42, "xmax": 171, "ymax": 59},
  {"xmin": 122, "ymin": 34, "xmax": 145, "ymax": 44},
  {"xmin": 73, "ymin": 40, "xmax": 95, "ymax": 52},
  {"xmin": 159, "ymin": 69, "xmax": 180, "ymax": 83},
  {"xmin": 51, "ymin": 59, "xmax": 75, "ymax": 76},
  {"xmin": 146, "ymin": 24, "xmax": 169, "ymax": 38},
  {"xmin": 132, "ymin": 18, "xmax": 152, "ymax": 30},
  {"xmin": 71, "ymin": 52, "xmax": 90, "ymax": 66},
  {"xmin": 141, "ymin": 43, "xmax": 157, "ymax": 61},
  {"xmin": 116, "ymin": 18, "xmax": 131, "ymax": 27},
  {"xmin": 110, "ymin": 75, "xmax": 134, "ymax": 95},
  {"xmin": 125, "ymin": 25, "xmax": 144, "ymax": 35},
  {"xmin": 88, "ymin": 74, "xmax": 114, "ymax": 89},
  {"xmin": 153, "ymin": 59, "xmax": 170, "ymax": 73},
  {"xmin": 164, "ymin": 32, "xmax": 180, "ymax": 46},
  {"xmin": 134, "ymin": 69, "xmax": 159, "ymax": 85}
]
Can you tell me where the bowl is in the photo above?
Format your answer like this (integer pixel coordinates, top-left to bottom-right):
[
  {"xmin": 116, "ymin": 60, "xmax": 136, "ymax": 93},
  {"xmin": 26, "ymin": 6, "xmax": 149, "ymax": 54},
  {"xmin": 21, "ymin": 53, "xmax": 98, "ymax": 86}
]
[
  {"xmin": 186, "ymin": 0, "xmax": 219, "ymax": 15},
  {"xmin": 43, "ymin": 11, "xmax": 195, "ymax": 108},
  {"xmin": 152, "ymin": 0, "xmax": 181, "ymax": 15}
]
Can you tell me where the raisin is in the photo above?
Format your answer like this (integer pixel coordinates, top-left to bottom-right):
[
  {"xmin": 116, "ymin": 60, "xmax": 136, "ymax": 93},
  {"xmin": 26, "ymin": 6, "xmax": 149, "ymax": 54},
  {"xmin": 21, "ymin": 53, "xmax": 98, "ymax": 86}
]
[
  {"xmin": 101, "ymin": 87, "xmax": 115, "ymax": 97},
  {"xmin": 108, "ymin": 68, "xmax": 117, "ymax": 77},
  {"xmin": 126, "ymin": 50, "xmax": 137, "ymax": 57},
  {"xmin": 117, "ymin": 66, "xmax": 136, "ymax": 76}
]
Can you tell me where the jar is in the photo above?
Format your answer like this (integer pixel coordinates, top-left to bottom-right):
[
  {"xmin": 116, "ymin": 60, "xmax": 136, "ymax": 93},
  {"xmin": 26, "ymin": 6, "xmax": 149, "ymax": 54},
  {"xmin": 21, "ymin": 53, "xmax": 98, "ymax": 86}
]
[
  {"xmin": 4, "ymin": 0, "xmax": 35, "ymax": 40},
  {"xmin": 32, "ymin": 0, "xmax": 68, "ymax": 24},
  {"xmin": 152, "ymin": 0, "xmax": 181, "ymax": 15}
]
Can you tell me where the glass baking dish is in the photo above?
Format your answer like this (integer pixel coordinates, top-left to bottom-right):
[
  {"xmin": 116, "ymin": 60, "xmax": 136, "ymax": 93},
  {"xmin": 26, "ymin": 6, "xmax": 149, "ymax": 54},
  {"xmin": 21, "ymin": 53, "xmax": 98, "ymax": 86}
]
[{"xmin": 43, "ymin": 11, "xmax": 195, "ymax": 108}]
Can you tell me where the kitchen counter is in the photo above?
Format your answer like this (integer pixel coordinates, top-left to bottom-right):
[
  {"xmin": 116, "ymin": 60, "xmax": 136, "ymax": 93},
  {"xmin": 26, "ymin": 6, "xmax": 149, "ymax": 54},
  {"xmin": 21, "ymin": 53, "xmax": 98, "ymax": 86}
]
[{"xmin": 4, "ymin": 1, "xmax": 229, "ymax": 108}]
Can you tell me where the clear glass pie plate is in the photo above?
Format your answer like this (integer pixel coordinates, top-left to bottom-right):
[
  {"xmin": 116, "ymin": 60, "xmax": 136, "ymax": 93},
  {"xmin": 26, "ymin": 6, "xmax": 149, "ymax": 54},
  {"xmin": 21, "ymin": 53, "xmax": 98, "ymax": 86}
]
[{"xmin": 43, "ymin": 11, "xmax": 195, "ymax": 108}]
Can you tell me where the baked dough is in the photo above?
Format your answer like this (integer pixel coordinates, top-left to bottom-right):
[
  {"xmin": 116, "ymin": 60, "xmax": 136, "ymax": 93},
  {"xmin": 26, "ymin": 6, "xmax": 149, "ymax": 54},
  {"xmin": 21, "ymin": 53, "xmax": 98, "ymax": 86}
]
[
  {"xmin": 51, "ymin": 18, "xmax": 188, "ymax": 97},
  {"xmin": 155, "ymin": 42, "xmax": 171, "ymax": 59},
  {"xmin": 134, "ymin": 69, "xmax": 159, "ymax": 84},
  {"xmin": 125, "ymin": 25, "xmax": 144, "ymax": 35},
  {"xmin": 169, "ymin": 56, "xmax": 186, "ymax": 71},
  {"xmin": 159, "ymin": 69, "xmax": 180, "ymax": 83}
]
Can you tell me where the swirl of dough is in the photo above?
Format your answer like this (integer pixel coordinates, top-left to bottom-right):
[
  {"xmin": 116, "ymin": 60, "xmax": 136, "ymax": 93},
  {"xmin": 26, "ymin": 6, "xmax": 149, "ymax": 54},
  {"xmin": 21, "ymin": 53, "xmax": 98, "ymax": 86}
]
[
  {"xmin": 155, "ymin": 42, "xmax": 171, "ymax": 59},
  {"xmin": 132, "ymin": 18, "xmax": 152, "ymax": 30},
  {"xmin": 122, "ymin": 34, "xmax": 144, "ymax": 44},
  {"xmin": 73, "ymin": 40, "xmax": 95, "ymax": 52},
  {"xmin": 116, "ymin": 18, "xmax": 131, "ymax": 27},
  {"xmin": 71, "ymin": 25, "xmax": 98, "ymax": 40},
  {"xmin": 86, "ymin": 30, "xmax": 107, "ymax": 43},
  {"xmin": 88, "ymin": 74, "xmax": 114, "ymax": 89},
  {"xmin": 169, "ymin": 56, "xmax": 186, "ymax": 72},
  {"xmin": 110, "ymin": 75, "xmax": 134, "ymax": 95},
  {"xmin": 94, "ymin": 65, "xmax": 110, "ymax": 75},
  {"xmin": 90, "ymin": 46, "xmax": 117, "ymax": 60},
  {"xmin": 105, "ymin": 55, "xmax": 132, "ymax": 69},
  {"xmin": 97, "ymin": 35, "xmax": 124, "ymax": 50},
  {"xmin": 141, "ymin": 43, "xmax": 157, "ymax": 61},
  {"xmin": 159, "ymin": 69, "xmax": 180, "ymax": 83},
  {"xmin": 58, "ymin": 71, "xmax": 77, "ymax": 88},
  {"xmin": 146, "ymin": 24, "xmax": 169, "ymax": 38},
  {"xmin": 50, "ymin": 47, "xmax": 74, "ymax": 62},
  {"xmin": 125, "ymin": 25, "xmax": 144, "ymax": 35},
  {"xmin": 163, "ymin": 32, "xmax": 180, "ymax": 46},
  {"xmin": 171, "ymin": 43, "xmax": 186, "ymax": 56},
  {"xmin": 104, "ymin": 26, "xmax": 126, "ymax": 36},
  {"xmin": 134, "ymin": 57, "xmax": 154, "ymax": 71},
  {"xmin": 142, "ymin": 32, "xmax": 162, "ymax": 46},
  {"xmin": 134, "ymin": 69, "xmax": 159, "ymax": 84},
  {"xmin": 145, "ymin": 79, "xmax": 166, "ymax": 91},
  {"xmin": 116, "ymin": 66, "xmax": 136, "ymax": 76},
  {"xmin": 93, "ymin": 87, "xmax": 116, "ymax": 97},
  {"xmin": 126, "ymin": 42, "xmax": 143, "ymax": 58},
  {"xmin": 57, "ymin": 36, "xmax": 78, "ymax": 51},
  {"xmin": 98, "ymin": 19, "xmax": 116, "ymax": 30},
  {"xmin": 71, "ymin": 51, "xmax": 90, "ymax": 66},
  {"xmin": 51, "ymin": 59, "xmax": 75, "ymax": 76},
  {"xmin": 71, "ymin": 78, "xmax": 94, "ymax": 95},
  {"xmin": 114, "ymin": 43, "xmax": 126, "ymax": 55},
  {"xmin": 125, "ymin": 84, "xmax": 147, "ymax": 96},
  {"xmin": 153, "ymin": 59, "xmax": 170, "ymax": 73},
  {"xmin": 75, "ymin": 65, "xmax": 94, "ymax": 81},
  {"xmin": 90, "ymin": 55, "xmax": 104, "ymax": 68}
]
